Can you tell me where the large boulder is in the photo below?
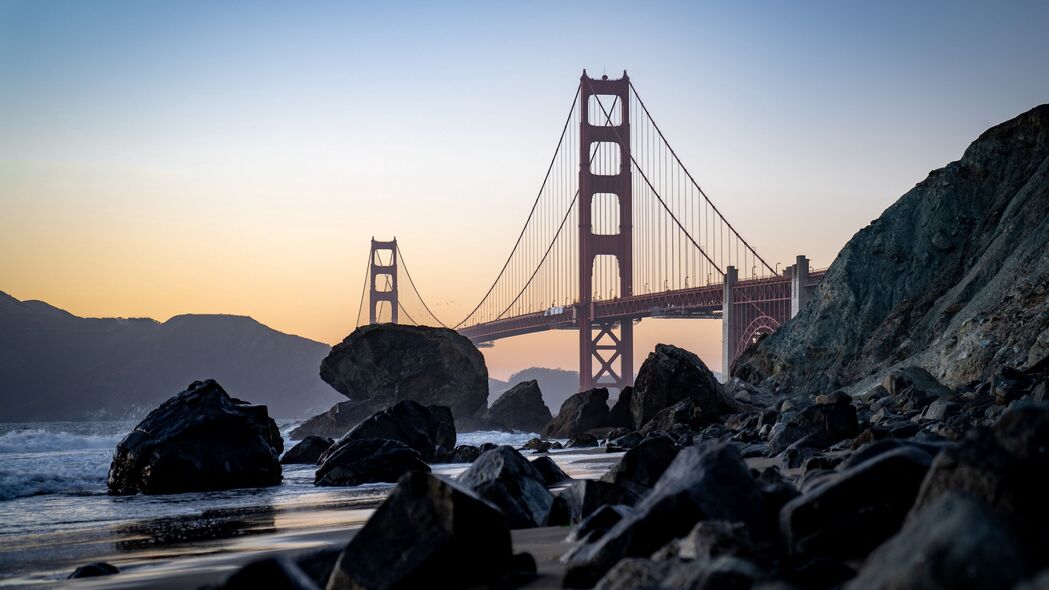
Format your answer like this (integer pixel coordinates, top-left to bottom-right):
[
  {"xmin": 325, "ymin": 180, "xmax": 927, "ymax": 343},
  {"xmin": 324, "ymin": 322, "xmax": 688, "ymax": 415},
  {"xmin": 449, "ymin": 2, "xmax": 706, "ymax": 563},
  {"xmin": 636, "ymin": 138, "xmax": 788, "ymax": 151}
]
[
  {"xmin": 768, "ymin": 394, "xmax": 860, "ymax": 454},
  {"xmin": 315, "ymin": 438, "xmax": 430, "ymax": 487},
  {"xmin": 330, "ymin": 400, "xmax": 454, "ymax": 462},
  {"xmin": 542, "ymin": 388, "xmax": 611, "ymax": 438},
  {"xmin": 600, "ymin": 437, "xmax": 680, "ymax": 497},
  {"xmin": 486, "ymin": 380, "xmax": 553, "ymax": 433},
  {"xmin": 289, "ymin": 399, "xmax": 381, "ymax": 440},
  {"xmin": 326, "ymin": 471, "xmax": 530, "ymax": 589},
  {"xmin": 319, "ymin": 324, "xmax": 489, "ymax": 427},
  {"xmin": 107, "ymin": 380, "xmax": 282, "ymax": 495},
  {"xmin": 281, "ymin": 436, "xmax": 333, "ymax": 465},
  {"xmin": 631, "ymin": 344, "xmax": 734, "ymax": 430},
  {"xmin": 457, "ymin": 446, "xmax": 554, "ymax": 528}
]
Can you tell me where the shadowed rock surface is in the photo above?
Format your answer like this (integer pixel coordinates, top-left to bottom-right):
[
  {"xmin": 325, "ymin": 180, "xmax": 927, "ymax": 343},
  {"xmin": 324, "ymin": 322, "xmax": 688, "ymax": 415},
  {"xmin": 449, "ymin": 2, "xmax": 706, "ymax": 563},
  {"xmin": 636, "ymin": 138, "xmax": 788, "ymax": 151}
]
[
  {"xmin": 314, "ymin": 438, "xmax": 430, "ymax": 487},
  {"xmin": 458, "ymin": 446, "xmax": 554, "ymax": 528},
  {"xmin": 107, "ymin": 379, "xmax": 283, "ymax": 495},
  {"xmin": 734, "ymin": 104, "xmax": 1049, "ymax": 392},
  {"xmin": 542, "ymin": 388, "xmax": 611, "ymax": 438},
  {"xmin": 631, "ymin": 344, "xmax": 735, "ymax": 430},
  {"xmin": 280, "ymin": 436, "xmax": 333, "ymax": 464},
  {"xmin": 326, "ymin": 400, "xmax": 455, "ymax": 462},
  {"xmin": 486, "ymin": 380, "xmax": 553, "ymax": 432}
]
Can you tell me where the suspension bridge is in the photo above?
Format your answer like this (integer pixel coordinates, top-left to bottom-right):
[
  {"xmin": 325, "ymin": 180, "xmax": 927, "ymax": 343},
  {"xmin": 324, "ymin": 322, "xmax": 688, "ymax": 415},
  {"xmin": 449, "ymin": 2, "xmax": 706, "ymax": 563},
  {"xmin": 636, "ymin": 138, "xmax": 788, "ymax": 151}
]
[{"xmin": 355, "ymin": 71, "xmax": 825, "ymax": 391}]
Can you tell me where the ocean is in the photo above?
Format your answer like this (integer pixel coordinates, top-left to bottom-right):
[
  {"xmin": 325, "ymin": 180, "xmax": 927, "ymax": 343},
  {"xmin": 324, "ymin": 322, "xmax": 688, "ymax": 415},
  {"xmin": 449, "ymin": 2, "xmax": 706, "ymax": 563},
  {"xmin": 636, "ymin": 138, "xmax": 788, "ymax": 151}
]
[{"xmin": 0, "ymin": 421, "xmax": 613, "ymax": 587}]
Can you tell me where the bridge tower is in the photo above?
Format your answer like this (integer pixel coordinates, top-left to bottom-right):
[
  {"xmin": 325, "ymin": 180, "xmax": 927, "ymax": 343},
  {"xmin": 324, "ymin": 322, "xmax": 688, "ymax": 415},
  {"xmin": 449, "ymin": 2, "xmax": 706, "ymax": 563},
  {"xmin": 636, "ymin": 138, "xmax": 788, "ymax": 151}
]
[
  {"xmin": 578, "ymin": 71, "xmax": 634, "ymax": 392},
  {"xmin": 369, "ymin": 238, "xmax": 398, "ymax": 324}
]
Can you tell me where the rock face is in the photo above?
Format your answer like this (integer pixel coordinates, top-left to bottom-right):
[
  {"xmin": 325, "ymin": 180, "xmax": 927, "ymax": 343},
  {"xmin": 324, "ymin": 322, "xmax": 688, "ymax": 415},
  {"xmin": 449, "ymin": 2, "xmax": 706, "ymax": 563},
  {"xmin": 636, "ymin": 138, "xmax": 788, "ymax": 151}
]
[
  {"xmin": 280, "ymin": 436, "xmax": 333, "ymax": 465},
  {"xmin": 315, "ymin": 438, "xmax": 430, "ymax": 487},
  {"xmin": 631, "ymin": 344, "xmax": 734, "ymax": 430},
  {"xmin": 457, "ymin": 446, "xmax": 554, "ymax": 528},
  {"xmin": 486, "ymin": 380, "xmax": 553, "ymax": 432},
  {"xmin": 541, "ymin": 388, "xmax": 611, "ymax": 438},
  {"xmin": 107, "ymin": 380, "xmax": 283, "ymax": 495},
  {"xmin": 319, "ymin": 324, "xmax": 489, "ymax": 427},
  {"xmin": 734, "ymin": 104, "xmax": 1049, "ymax": 393},
  {"xmin": 289, "ymin": 399, "xmax": 381, "ymax": 440},
  {"xmin": 332, "ymin": 400, "xmax": 455, "ymax": 462},
  {"xmin": 325, "ymin": 471, "xmax": 526, "ymax": 590}
]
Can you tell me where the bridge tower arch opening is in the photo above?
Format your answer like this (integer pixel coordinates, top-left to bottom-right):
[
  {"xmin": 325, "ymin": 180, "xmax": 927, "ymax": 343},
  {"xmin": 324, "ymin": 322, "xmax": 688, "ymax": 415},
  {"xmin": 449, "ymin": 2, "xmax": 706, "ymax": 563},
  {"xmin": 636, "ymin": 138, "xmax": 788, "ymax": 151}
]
[
  {"xmin": 579, "ymin": 71, "xmax": 634, "ymax": 392},
  {"xmin": 369, "ymin": 238, "xmax": 398, "ymax": 324}
]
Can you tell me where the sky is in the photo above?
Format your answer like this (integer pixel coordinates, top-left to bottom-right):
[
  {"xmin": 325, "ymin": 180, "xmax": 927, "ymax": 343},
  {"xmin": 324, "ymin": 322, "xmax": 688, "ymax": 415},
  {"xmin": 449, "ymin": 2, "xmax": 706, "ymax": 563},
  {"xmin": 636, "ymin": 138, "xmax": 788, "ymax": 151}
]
[{"xmin": 2, "ymin": 1, "xmax": 1048, "ymax": 379}]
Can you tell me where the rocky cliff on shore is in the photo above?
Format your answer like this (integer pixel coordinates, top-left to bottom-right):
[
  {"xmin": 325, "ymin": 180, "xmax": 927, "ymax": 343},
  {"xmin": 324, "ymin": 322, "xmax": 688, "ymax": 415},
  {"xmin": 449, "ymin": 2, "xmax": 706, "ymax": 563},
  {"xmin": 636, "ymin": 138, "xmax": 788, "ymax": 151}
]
[{"xmin": 734, "ymin": 103, "xmax": 1049, "ymax": 394}]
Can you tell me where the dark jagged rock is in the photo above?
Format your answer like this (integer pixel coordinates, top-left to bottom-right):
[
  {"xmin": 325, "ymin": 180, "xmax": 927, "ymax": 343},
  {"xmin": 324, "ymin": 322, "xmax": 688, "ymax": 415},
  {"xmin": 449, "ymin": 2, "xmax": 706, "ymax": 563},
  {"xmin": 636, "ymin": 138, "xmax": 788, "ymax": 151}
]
[
  {"xmin": 734, "ymin": 104, "xmax": 1049, "ymax": 393},
  {"xmin": 608, "ymin": 387, "xmax": 635, "ymax": 428},
  {"xmin": 280, "ymin": 436, "xmax": 333, "ymax": 465},
  {"xmin": 289, "ymin": 399, "xmax": 380, "ymax": 440},
  {"xmin": 107, "ymin": 380, "xmax": 283, "ymax": 495},
  {"xmin": 846, "ymin": 494, "xmax": 1027, "ymax": 590},
  {"xmin": 593, "ymin": 556, "xmax": 765, "ymax": 590},
  {"xmin": 781, "ymin": 446, "xmax": 933, "ymax": 559},
  {"xmin": 569, "ymin": 433, "xmax": 600, "ymax": 448},
  {"xmin": 542, "ymin": 388, "xmax": 611, "ymax": 438},
  {"xmin": 222, "ymin": 556, "xmax": 319, "ymax": 590},
  {"xmin": 522, "ymin": 437, "xmax": 552, "ymax": 451},
  {"xmin": 569, "ymin": 504, "xmax": 633, "ymax": 543},
  {"xmin": 639, "ymin": 398, "xmax": 698, "ymax": 433},
  {"xmin": 631, "ymin": 344, "xmax": 735, "ymax": 430},
  {"xmin": 486, "ymin": 380, "xmax": 553, "ymax": 432},
  {"xmin": 768, "ymin": 395, "xmax": 859, "ymax": 454},
  {"xmin": 325, "ymin": 471, "xmax": 524, "ymax": 590},
  {"xmin": 564, "ymin": 443, "xmax": 769, "ymax": 587},
  {"xmin": 315, "ymin": 438, "xmax": 430, "ymax": 487},
  {"xmin": 552, "ymin": 480, "xmax": 638, "ymax": 526},
  {"xmin": 531, "ymin": 455, "xmax": 570, "ymax": 485},
  {"xmin": 293, "ymin": 548, "xmax": 341, "ymax": 590},
  {"xmin": 330, "ymin": 400, "xmax": 454, "ymax": 462},
  {"xmin": 68, "ymin": 562, "xmax": 119, "ymax": 579},
  {"xmin": 319, "ymin": 324, "xmax": 489, "ymax": 428},
  {"xmin": 652, "ymin": 521, "xmax": 764, "ymax": 564},
  {"xmin": 444, "ymin": 444, "xmax": 482, "ymax": 464},
  {"xmin": 607, "ymin": 430, "xmax": 644, "ymax": 450},
  {"xmin": 600, "ymin": 437, "xmax": 679, "ymax": 497},
  {"xmin": 457, "ymin": 445, "xmax": 554, "ymax": 528}
]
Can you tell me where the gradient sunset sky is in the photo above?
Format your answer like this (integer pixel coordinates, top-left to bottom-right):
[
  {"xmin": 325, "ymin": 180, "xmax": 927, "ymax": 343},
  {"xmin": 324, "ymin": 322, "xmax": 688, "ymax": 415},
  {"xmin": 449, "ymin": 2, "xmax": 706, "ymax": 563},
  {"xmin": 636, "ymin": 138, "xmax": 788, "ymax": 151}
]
[{"xmin": 3, "ymin": 1, "xmax": 1048, "ymax": 378}]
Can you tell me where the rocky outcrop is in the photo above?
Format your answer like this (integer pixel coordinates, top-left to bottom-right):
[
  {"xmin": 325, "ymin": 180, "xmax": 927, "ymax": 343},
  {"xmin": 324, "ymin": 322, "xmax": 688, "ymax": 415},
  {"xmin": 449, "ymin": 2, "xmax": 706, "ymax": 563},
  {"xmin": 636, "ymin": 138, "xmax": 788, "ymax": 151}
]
[
  {"xmin": 315, "ymin": 438, "xmax": 430, "ymax": 486},
  {"xmin": 541, "ymin": 388, "xmax": 611, "ymax": 438},
  {"xmin": 280, "ymin": 436, "xmax": 333, "ymax": 465},
  {"xmin": 319, "ymin": 324, "xmax": 489, "ymax": 428},
  {"xmin": 289, "ymin": 399, "xmax": 382, "ymax": 440},
  {"xmin": 328, "ymin": 400, "xmax": 455, "ymax": 462},
  {"xmin": 486, "ymin": 380, "xmax": 553, "ymax": 432},
  {"xmin": 107, "ymin": 380, "xmax": 283, "ymax": 495},
  {"xmin": 457, "ymin": 446, "xmax": 554, "ymax": 528},
  {"xmin": 735, "ymin": 104, "xmax": 1049, "ymax": 393},
  {"xmin": 631, "ymin": 344, "xmax": 735, "ymax": 430}
]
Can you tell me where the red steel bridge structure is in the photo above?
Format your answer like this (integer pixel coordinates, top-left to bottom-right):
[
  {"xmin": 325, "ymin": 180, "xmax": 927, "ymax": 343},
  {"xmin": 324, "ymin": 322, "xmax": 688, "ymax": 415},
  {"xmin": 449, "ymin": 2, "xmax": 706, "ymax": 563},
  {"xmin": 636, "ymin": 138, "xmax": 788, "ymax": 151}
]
[{"xmin": 356, "ymin": 71, "xmax": 824, "ymax": 391}]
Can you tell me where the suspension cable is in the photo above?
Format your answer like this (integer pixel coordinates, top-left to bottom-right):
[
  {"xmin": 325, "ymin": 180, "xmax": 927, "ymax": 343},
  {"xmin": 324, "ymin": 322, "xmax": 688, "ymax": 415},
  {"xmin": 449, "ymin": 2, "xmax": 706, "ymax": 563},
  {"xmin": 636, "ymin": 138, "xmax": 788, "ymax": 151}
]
[{"xmin": 395, "ymin": 243, "xmax": 448, "ymax": 327}]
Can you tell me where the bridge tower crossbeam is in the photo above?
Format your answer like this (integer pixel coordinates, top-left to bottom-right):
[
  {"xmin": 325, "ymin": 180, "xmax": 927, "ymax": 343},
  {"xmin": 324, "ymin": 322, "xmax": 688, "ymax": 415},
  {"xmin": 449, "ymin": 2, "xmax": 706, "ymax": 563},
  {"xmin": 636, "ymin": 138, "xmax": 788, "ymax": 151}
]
[{"xmin": 369, "ymin": 238, "xmax": 398, "ymax": 324}]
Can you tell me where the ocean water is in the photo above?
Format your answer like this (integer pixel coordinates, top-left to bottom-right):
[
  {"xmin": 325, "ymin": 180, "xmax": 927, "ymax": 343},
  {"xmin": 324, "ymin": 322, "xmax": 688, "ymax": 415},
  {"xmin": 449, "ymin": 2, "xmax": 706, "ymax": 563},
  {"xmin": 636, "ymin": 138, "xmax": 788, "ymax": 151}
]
[{"xmin": 0, "ymin": 421, "xmax": 610, "ymax": 585}]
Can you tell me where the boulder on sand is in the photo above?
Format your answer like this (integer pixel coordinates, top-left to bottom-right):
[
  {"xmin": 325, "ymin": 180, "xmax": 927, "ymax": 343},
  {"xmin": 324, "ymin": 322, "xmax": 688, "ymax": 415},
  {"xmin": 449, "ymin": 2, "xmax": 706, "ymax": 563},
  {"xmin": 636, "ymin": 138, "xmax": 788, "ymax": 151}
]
[
  {"xmin": 630, "ymin": 344, "xmax": 735, "ymax": 431},
  {"xmin": 319, "ymin": 324, "xmax": 489, "ymax": 428},
  {"xmin": 315, "ymin": 438, "xmax": 430, "ymax": 487},
  {"xmin": 542, "ymin": 388, "xmax": 611, "ymax": 438},
  {"xmin": 486, "ymin": 380, "xmax": 553, "ymax": 432},
  {"xmin": 326, "ymin": 471, "xmax": 533, "ymax": 590},
  {"xmin": 281, "ymin": 436, "xmax": 333, "ymax": 465},
  {"xmin": 107, "ymin": 379, "xmax": 283, "ymax": 495},
  {"xmin": 321, "ymin": 400, "xmax": 454, "ymax": 462},
  {"xmin": 458, "ymin": 445, "xmax": 554, "ymax": 528}
]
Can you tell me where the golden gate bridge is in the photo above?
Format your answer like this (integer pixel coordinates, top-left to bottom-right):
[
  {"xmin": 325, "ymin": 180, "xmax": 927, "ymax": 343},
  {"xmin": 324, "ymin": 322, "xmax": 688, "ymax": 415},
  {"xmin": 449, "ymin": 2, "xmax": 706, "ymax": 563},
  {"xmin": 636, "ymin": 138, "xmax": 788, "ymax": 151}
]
[{"xmin": 355, "ymin": 71, "xmax": 824, "ymax": 391}]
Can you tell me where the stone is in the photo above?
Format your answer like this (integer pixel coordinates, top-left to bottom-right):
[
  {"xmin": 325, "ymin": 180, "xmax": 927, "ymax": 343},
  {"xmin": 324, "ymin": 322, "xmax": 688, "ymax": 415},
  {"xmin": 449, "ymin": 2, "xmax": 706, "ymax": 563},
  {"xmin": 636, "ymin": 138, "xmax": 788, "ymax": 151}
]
[
  {"xmin": 542, "ymin": 388, "xmax": 611, "ymax": 438},
  {"xmin": 846, "ymin": 494, "xmax": 1027, "ymax": 590},
  {"xmin": 107, "ymin": 380, "xmax": 282, "ymax": 495},
  {"xmin": 553, "ymin": 480, "xmax": 638, "ymax": 526},
  {"xmin": 444, "ymin": 444, "xmax": 482, "ymax": 464},
  {"xmin": 639, "ymin": 398, "xmax": 699, "ymax": 433},
  {"xmin": 68, "ymin": 562, "xmax": 119, "ymax": 579},
  {"xmin": 330, "ymin": 400, "xmax": 454, "ymax": 462},
  {"xmin": 781, "ymin": 446, "xmax": 932, "ymax": 559},
  {"xmin": 631, "ymin": 344, "xmax": 734, "ymax": 430},
  {"xmin": 599, "ymin": 437, "xmax": 680, "ymax": 497},
  {"xmin": 653, "ymin": 520, "xmax": 763, "ymax": 563},
  {"xmin": 315, "ymin": 438, "xmax": 430, "ymax": 487},
  {"xmin": 569, "ymin": 433, "xmax": 600, "ymax": 448},
  {"xmin": 458, "ymin": 445, "xmax": 554, "ymax": 528},
  {"xmin": 289, "ymin": 399, "xmax": 381, "ymax": 441},
  {"xmin": 319, "ymin": 324, "xmax": 488, "ymax": 427},
  {"xmin": 222, "ymin": 556, "xmax": 319, "ymax": 590},
  {"xmin": 768, "ymin": 396, "xmax": 859, "ymax": 454},
  {"xmin": 280, "ymin": 436, "xmax": 333, "ymax": 464},
  {"xmin": 608, "ymin": 431, "xmax": 644, "ymax": 450},
  {"xmin": 568, "ymin": 504, "xmax": 633, "ymax": 543},
  {"xmin": 531, "ymin": 455, "xmax": 570, "ymax": 485},
  {"xmin": 326, "ymin": 471, "xmax": 522, "ymax": 590},
  {"xmin": 921, "ymin": 399, "xmax": 958, "ymax": 421},
  {"xmin": 608, "ymin": 387, "xmax": 635, "ymax": 428},
  {"xmin": 593, "ymin": 556, "xmax": 765, "ymax": 590},
  {"xmin": 522, "ymin": 437, "xmax": 551, "ymax": 451},
  {"xmin": 564, "ymin": 443, "xmax": 769, "ymax": 587},
  {"xmin": 486, "ymin": 380, "xmax": 553, "ymax": 433}
]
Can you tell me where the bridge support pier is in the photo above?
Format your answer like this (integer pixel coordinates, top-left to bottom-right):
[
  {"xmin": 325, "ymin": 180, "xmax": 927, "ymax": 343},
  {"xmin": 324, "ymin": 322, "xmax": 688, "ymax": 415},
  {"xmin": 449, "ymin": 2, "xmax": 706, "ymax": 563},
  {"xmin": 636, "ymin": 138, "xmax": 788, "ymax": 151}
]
[
  {"xmin": 721, "ymin": 266, "xmax": 738, "ymax": 379},
  {"xmin": 790, "ymin": 254, "xmax": 812, "ymax": 318},
  {"xmin": 369, "ymin": 238, "xmax": 398, "ymax": 324}
]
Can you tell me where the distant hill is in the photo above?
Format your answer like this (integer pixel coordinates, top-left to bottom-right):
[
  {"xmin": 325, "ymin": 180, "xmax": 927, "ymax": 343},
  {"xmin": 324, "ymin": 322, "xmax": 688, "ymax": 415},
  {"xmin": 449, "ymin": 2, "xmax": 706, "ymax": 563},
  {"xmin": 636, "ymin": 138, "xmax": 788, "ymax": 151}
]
[{"xmin": 0, "ymin": 291, "xmax": 343, "ymax": 420}]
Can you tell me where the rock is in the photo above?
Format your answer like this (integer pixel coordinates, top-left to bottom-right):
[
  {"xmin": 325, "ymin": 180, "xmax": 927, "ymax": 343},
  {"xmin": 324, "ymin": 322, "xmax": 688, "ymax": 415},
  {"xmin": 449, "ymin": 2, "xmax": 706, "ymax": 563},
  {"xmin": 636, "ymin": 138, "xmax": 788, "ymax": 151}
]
[
  {"xmin": 289, "ymin": 398, "xmax": 381, "ymax": 440},
  {"xmin": 445, "ymin": 444, "xmax": 482, "ymax": 464},
  {"xmin": 653, "ymin": 520, "xmax": 763, "ymax": 563},
  {"xmin": 332, "ymin": 400, "xmax": 454, "ymax": 462},
  {"xmin": 768, "ymin": 396, "xmax": 859, "ymax": 454},
  {"xmin": 569, "ymin": 433, "xmax": 600, "ymax": 448},
  {"xmin": 457, "ymin": 445, "xmax": 554, "ymax": 528},
  {"xmin": 68, "ymin": 562, "xmax": 119, "ymax": 579},
  {"xmin": 608, "ymin": 431, "xmax": 644, "ymax": 450},
  {"xmin": 921, "ymin": 399, "xmax": 958, "ymax": 421},
  {"xmin": 564, "ymin": 443, "xmax": 769, "ymax": 587},
  {"xmin": 882, "ymin": 366, "xmax": 953, "ymax": 399},
  {"xmin": 486, "ymin": 380, "xmax": 553, "ymax": 432},
  {"xmin": 319, "ymin": 324, "xmax": 489, "ymax": 427},
  {"xmin": 553, "ymin": 480, "xmax": 638, "ymax": 525},
  {"xmin": 326, "ymin": 471, "xmax": 524, "ymax": 590},
  {"xmin": 293, "ymin": 548, "xmax": 341, "ymax": 589},
  {"xmin": 531, "ymin": 455, "xmax": 570, "ymax": 485},
  {"xmin": 280, "ymin": 436, "xmax": 333, "ymax": 464},
  {"xmin": 542, "ymin": 388, "xmax": 611, "ymax": 438},
  {"xmin": 107, "ymin": 380, "xmax": 283, "ymax": 495},
  {"xmin": 569, "ymin": 504, "xmax": 633, "ymax": 542},
  {"xmin": 315, "ymin": 438, "xmax": 430, "ymax": 486},
  {"xmin": 639, "ymin": 398, "xmax": 699, "ymax": 433},
  {"xmin": 222, "ymin": 556, "xmax": 319, "ymax": 590},
  {"xmin": 733, "ymin": 104, "xmax": 1049, "ymax": 393},
  {"xmin": 608, "ymin": 387, "xmax": 635, "ymax": 428},
  {"xmin": 593, "ymin": 556, "xmax": 764, "ymax": 590},
  {"xmin": 631, "ymin": 344, "xmax": 734, "ymax": 430},
  {"xmin": 600, "ymin": 437, "xmax": 679, "ymax": 497},
  {"xmin": 522, "ymin": 437, "xmax": 552, "ymax": 451},
  {"xmin": 846, "ymin": 494, "xmax": 1027, "ymax": 590}
]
